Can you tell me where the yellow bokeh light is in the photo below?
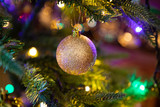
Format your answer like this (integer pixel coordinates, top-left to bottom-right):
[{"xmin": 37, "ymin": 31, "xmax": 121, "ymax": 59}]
[
  {"xmin": 102, "ymin": 11, "xmax": 105, "ymax": 16},
  {"xmin": 118, "ymin": 32, "xmax": 139, "ymax": 49},
  {"xmin": 124, "ymin": 32, "xmax": 133, "ymax": 42},
  {"xmin": 151, "ymin": 88, "xmax": 154, "ymax": 91},
  {"xmin": 57, "ymin": 2, "xmax": 65, "ymax": 8},
  {"xmin": 39, "ymin": 5, "xmax": 52, "ymax": 27},
  {"xmin": 3, "ymin": 20, "xmax": 9, "ymax": 28},
  {"xmin": 128, "ymin": 82, "xmax": 131, "ymax": 86},
  {"xmin": 121, "ymin": 104, "xmax": 128, "ymax": 107},
  {"xmin": 95, "ymin": 59, "xmax": 101, "ymax": 66},
  {"xmin": 50, "ymin": 20, "xmax": 64, "ymax": 30},
  {"xmin": 118, "ymin": 32, "xmax": 133, "ymax": 47},
  {"xmin": 50, "ymin": 20, "xmax": 58, "ymax": 29},
  {"xmin": 28, "ymin": 47, "xmax": 38, "ymax": 57},
  {"xmin": 40, "ymin": 102, "xmax": 47, "ymax": 107},
  {"xmin": 85, "ymin": 86, "xmax": 90, "ymax": 92},
  {"xmin": 126, "ymin": 96, "xmax": 131, "ymax": 100},
  {"xmin": 115, "ymin": 90, "xmax": 119, "ymax": 93}
]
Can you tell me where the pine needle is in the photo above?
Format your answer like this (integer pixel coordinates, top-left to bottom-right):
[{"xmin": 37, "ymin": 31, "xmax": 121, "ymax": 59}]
[
  {"xmin": 0, "ymin": 46, "xmax": 23, "ymax": 78},
  {"xmin": 22, "ymin": 65, "xmax": 53, "ymax": 105}
]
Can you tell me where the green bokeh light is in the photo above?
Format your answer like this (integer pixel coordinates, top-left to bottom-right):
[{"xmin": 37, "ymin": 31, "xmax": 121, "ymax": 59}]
[
  {"xmin": 124, "ymin": 74, "xmax": 150, "ymax": 97},
  {"xmin": 140, "ymin": 85, "xmax": 145, "ymax": 91},
  {"xmin": 5, "ymin": 84, "xmax": 14, "ymax": 94}
]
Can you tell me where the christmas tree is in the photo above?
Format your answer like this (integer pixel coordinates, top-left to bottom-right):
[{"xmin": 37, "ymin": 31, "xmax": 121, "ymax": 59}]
[{"xmin": 0, "ymin": 0, "xmax": 160, "ymax": 106}]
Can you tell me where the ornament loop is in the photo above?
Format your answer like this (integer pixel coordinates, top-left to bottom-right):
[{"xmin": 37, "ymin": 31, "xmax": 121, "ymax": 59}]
[{"xmin": 72, "ymin": 27, "xmax": 80, "ymax": 37}]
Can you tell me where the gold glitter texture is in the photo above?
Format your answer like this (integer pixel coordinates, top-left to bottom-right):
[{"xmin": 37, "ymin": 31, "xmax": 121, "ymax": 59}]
[{"xmin": 56, "ymin": 35, "xmax": 97, "ymax": 75}]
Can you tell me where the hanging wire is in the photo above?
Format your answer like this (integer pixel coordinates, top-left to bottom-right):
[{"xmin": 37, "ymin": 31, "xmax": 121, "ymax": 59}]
[
  {"xmin": 154, "ymin": 30, "xmax": 160, "ymax": 95},
  {"xmin": 70, "ymin": 6, "xmax": 84, "ymax": 37},
  {"xmin": 145, "ymin": 0, "xmax": 160, "ymax": 95}
]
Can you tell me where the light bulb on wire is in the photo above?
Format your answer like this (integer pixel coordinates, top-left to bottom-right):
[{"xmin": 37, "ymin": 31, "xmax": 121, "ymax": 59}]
[
  {"xmin": 40, "ymin": 102, "xmax": 47, "ymax": 107},
  {"xmin": 28, "ymin": 47, "xmax": 38, "ymax": 57},
  {"xmin": 5, "ymin": 84, "xmax": 14, "ymax": 94},
  {"xmin": 139, "ymin": 85, "xmax": 145, "ymax": 91},
  {"xmin": 135, "ymin": 26, "xmax": 142, "ymax": 33},
  {"xmin": 3, "ymin": 20, "xmax": 10, "ymax": 28},
  {"xmin": 102, "ymin": 11, "xmax": 105, "ymax": 16},
  {"xmin": 57, "ymin": 2, "xmax": 65, "ymax": 8},
  {"xmin": 87, "ymin": 18, "xmax": 97, "ymax": 28},
  {"xmin": 85, "ymin": 86, "xmax": 90, "ymax": 92}
]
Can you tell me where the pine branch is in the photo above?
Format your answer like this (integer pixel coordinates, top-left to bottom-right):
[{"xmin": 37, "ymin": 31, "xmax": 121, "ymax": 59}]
[
  {"xmin": 61, "ymin": 0, "xmax": 121, "ymax": 22},
  {"xmin": 22, "ymin": 57, "xmax": 128, "ymax": 106},
  {"xmin": 0, "ymin": 14, "xmax": 24, "ymax": 77},
  {"xmin": 96, "ymin": 92, "xmax": 125, "ymax": 101},
  {"xmin": 22, "ymin": 65, "xmax": 55, "ymax": 105},
  {"xmin": 121, "ymin": 1, "xmax": 160, "ymax": 29},
  {"xmin": 4, "ymin": 39, "xmax": 24, "ymax": 55},
  {"xmin": 0, "ymin": 36, "xmax": 24, "ymax": 56},
  {"xmin": 66, "ymin": 90, "xmax": 125, "ymax": 106},
  {"xmin": 0, "ymin": 46, "xmax": 23, "ymax": 78},
  {"xmin": 120, "ymin": 0, "xmax": 160, "ymax": 45}
]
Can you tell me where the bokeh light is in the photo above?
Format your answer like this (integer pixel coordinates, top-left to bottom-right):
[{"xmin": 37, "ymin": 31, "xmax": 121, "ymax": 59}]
[
  {"xmin": 50, "ymin": 19, "xmax": 58, "ymax": 29},
  {"xmin": 135, "ymin": 26, "xmax": 142, "ymax": 33},
  {"xmin": 23, "ymin": 4, "xmax": 32, "ymax": 14},
  {"xmin": 87, "ymin": 18, "xmax": 97, "ymax": 28},
  {"xmin": 57, "ymin": 2, "xmax": 65, "ymax": 8},
  {"xmin": 124, "ymin": 75, "xmax": 149, "ymax": 96},
  {"xmin": 40, "ymin": 102, "xmax": 47, "ymax": 107},
  {"xmin": 50, "ymin": 20, "xmax": 64, "ymax": 30},
  {"xmin": 118, "ymin": 32, "xmax": 141, "ymax": 49},
  {"xmin": 95, "ymin": 59, "xmax": 101, "ymax": 66},
  {"xmin": 102, "ymin": 11, "xmax": 105, "ymax": 16},
  {"xmin": 124, "ymin": 33, "xmax": 132, "ymax": 42},
  {"xmin": 104, "ymin": 34, "xmax": 115, "ymax": 43},
  {"xmin": 3, "ymin": 20, "xmax": 10, "ymax": 28},
  {"xmin": 5, "ymin": 84, "xmax": 14, "ymax": 94},
  {"xmin": 57, "ymin": 23, "xmax": 64, "ymax": 30},
  {"xmin": 39, "ymin": 5, "xmax": 52, "ymax": 27},
  {"xmin": 98, "ymin": 21, "xmax": 120, "ymax": 41},
  {"xmin": 85, "ymin": 86, "xmax": 90, "ymax": 92},
  {"xmin": 140, "ymin": 85, "xmax": 145, "ymax": 91},
  {"xmin": 28, "ymin": 47, "xmax": 38, "ymax": 57}
]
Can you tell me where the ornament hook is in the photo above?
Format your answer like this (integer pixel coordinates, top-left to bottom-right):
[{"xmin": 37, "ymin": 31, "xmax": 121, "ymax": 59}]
[{"xmin": 72, "ymin": 27, "xmax": 80, "ymax": 37}]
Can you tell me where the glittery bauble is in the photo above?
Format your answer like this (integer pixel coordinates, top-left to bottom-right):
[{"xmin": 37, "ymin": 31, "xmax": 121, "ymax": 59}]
[{"xmin": 56, "ymin": 35, "xmax": 97, "ymax": 75}]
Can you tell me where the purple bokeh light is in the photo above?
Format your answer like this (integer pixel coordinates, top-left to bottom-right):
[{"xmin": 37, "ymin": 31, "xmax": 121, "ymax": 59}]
[
  {"xmin": 1, "ymin": 0, "xmax": 15, "ymax": 12},
  {"xmin": 135, "ymin": 26, "xmax": 142, "ymax": 33}
]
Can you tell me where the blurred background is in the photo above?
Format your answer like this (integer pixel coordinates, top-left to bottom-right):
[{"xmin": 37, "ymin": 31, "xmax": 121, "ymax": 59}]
[{"xmin": 0, "ymin": 0, "xmax": 160, "ymax": 107}]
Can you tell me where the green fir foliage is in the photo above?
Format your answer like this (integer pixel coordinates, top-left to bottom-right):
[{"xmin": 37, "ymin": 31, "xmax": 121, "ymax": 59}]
[
  {"xmin": 22, "ymin": 65, "xmax": 52, "ymax": 105},
  {"xmin": 0, "ymin": 15, "xmax": 24, "ymax": 77},
  {"xmin": 1, "ymin": 0, "xmax": 160, "ymax": 106},
  {"xmin": 22, "ymin": 57, "xmax": 127, "ymax": 106},
  {"xmin": 0, "ymin": 46, "xmax": 23, "ymax": 77},
  {"xmin": 14, "ymin": 0, "xmax": 160, "ymax": 45},
  {"xmin": 0, "ymin": 12, "xmax": 24, "ymax": 77},
  {"xmin": 120, "ymin": 0, "xmax": 160, "ymax": 45}
]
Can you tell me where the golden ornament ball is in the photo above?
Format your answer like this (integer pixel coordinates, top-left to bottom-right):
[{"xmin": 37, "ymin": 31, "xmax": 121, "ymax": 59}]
[{"xmin": 56, "ymin": 35, "xmax": 97, "ymax": 75}]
